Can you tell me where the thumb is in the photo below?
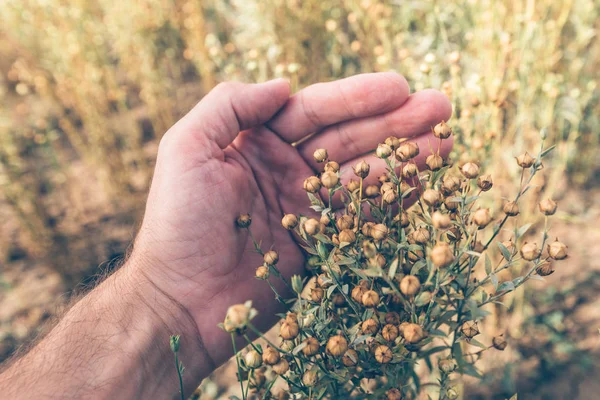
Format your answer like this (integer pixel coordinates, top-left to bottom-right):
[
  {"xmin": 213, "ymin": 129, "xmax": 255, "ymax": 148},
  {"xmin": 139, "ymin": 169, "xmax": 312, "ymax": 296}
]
[{"xmin": 167, "ymin": 79, "xmax": 290, "ymax": 152}]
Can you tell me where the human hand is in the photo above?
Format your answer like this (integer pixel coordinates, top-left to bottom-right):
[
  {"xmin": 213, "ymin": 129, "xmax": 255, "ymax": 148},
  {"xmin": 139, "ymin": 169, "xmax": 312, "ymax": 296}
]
[{"xmin": 129, "ymin": 73, "xmax": 452, "ymax": 371}]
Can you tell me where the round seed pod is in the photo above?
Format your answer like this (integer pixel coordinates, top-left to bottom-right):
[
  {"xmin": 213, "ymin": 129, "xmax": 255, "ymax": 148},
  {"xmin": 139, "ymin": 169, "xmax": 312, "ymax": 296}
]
[
  {"xmin": 400, "ymin": 275, "xmax": 421, "ymax": 296},
  {"xmin": 439, "ymin": 359, "xmax": 457, "ymax": 373},
  {"xmin": 460, "ymin": 321, "xmax": 480, "ymax": 339},
  {"xmin": 324, "ymin": 160, "xmax": 340, "ymax": 173},
  {"xmin": 367, "ymin": 253, "xmax": 386, "ymax": 269},
  {"xmin": 361, "ymin": 290, "xmax": 380, "ymax": 308},
  {"xmin": 433, "ymin": 121, "xmax": 452, "ymax": 139},
  {"xmin": 520, "ymin": 242, "xmax": 541, "ymax": 261},
  {"xmin": 385, "ymin": 312, "xmax": 401, "ymax": 325},
  {"xmin": 255, "ymin": 266, "xmax": 270, "ymax": 280},
  {"xmin": 361, "ymin": 318, "xmax": 379, "ymax": 335},
  {"xmin": 461, "ymin": 162, "xmax": 480, "ymax": 179},
  {"xmin": 503, "ymin": 201, "xmax": 520, "ymax": 216},
  {"xmin": 444, "ymin": 196, "xmax": 460, "ymax": 211},
  {"xmin": 472, "ymin": 208, "xmax": 492, "ymax": 228},
  {"xmin": 304, "ymin": 218, "xmax": 321, "ymax": 236},
  {"xmin": 384, "ymin": 136, "xmax": 401, "ymax": 150},
  {"xmin": 342, "ymin": 349, "xmax": 359, "ymax": 367},
  {"xmin": 374, "ymin": 345, "xmax": 393, "ymax": 364},
  {"xmin": 442, "ymin": 175, "xmax": 461, "ymax": 194},
  {"xmin": 430, "ymin": 242, "xmax": 455, "ymax": 268},
  {"xmin": 492, "ymin": 335, "xmax": 508, "ymax": 351},
  {"xmin": 262, "ymin": 346, "xmax": 280, "ymax": 365},
  {"xmin": 548, "ymin": 240, "xmax": 568, "ymax": 260},
  {"xmin": 402, "ymin": 163, "xmax": 418, "ymax": 178},
  {"xmin": 477, "ymin": 174, "xmax": 493, "ymax": 191},
  {"xmin": 403, "ymin": 323, "xmax": 425, "ymax": 344},
  {"xmin": 347, "ymin": 179, "xmax": 360, "ymax": 192},
  {"xmin": 395, "ymin": 142, "xmax": 419, "ymax": 161},
  {"xmin": 339, "ymin": 229, "xmax": 356, "ymax": 243},
  {"xmin": 516, "ymin": 152, "xmax": 535, "ymax": 168},
  {"xmin": 382, "ymin": 324, "xmax": 399, "ymax": 342},
  {"xmin": 422, "ymin": 189, "xmax": 441, "ymax": 207},
  {"xmin": 351, "ymin": 286, "xmax": 366, "ymax": 304},
  {"xmin": 313, "ymin": 148, "xmax": 328, "ymax": 163},
  {"xmin": 539, "ymin": 198, "xmax": 557, "ymax": 215},
  {"xmin": 361, "ymin": 222, "xmax": 374, "ymax": 237},
  {"xmin": 272, "ymin": 358, "xmax": 289, "ymax": 375},
  {"xmin": 331, "ymin": 293, "xmax": 346, "ymax": 307},
  {"xmin": 377, "ymin": 143, "xmax": 393, "ymax": 158},
  {"xmin": 326, "ymin": 335, "xmax": 348, "ymax": 357},
  {"xmin": 382, "ymin": 190, "xmax": 398, "ymax": 205},
  {"xmin": 412, "ymin": 227, "xmax": 430, "ymax": 244},
  {"xmin": 432, "ymin": 212, "xmax": 452, "ymax": 230},
  {"xmin": 365, "ymin": 184, "xmax": 380, "ymax": 198},
  {"xmin": 244, "ymin": 350, "xmax": 262, "ymax": 369},
  {"xmin": 321, "ymin": 171, "xmax": 339, "ymax": 188},
  {"xmin": 236, "ymin": 214, "xmax": 252, "ymax": 228},
  {"xmin": 354, "ymin": 161, "xmax": 370, "ymax": 178},
  {"xmin": 336, "ymin": 215, "xmax": 354, "ymax": 230},
  {"xmin": 302, "ymin": 369, "xmax": 318, "ymax": 386},
  {"xmin": 281, "ymin": 214, "xmax": 298, "ymax": 230},
  {"xmin": 303, "ymin": 176, "xmax": 321, "ymax": 193},
  {"xmin": 371, "ymin": 224, "xmax": 388, "ymax": 241},
  {"xmin": 536, "ymin": 262, "xmax": 555, "ymax": 276},
  {"xmin": 394, "ymin": 212, "xmax": 410, "ymax": 228},
  {"xmin": 385, "ymin": 388, "xmax": 403, "ymax": 400},
  {"xmin": 302, "ymin": 337, "xmax": 320, "ymax": 356},
  {"xmin": 279, "ymin": 321, "xmax": 299, "ymax": 340},
  {"xmin": 320, "ymin": 214, "xmax": 331, "ymax": 226},
  {"xmin": 310, "ymin": 287, "xmax": 324, "ymax": 302},
  {"xmin": 426, "ymin": 154, "xmax": 444, "ymax": 171}
]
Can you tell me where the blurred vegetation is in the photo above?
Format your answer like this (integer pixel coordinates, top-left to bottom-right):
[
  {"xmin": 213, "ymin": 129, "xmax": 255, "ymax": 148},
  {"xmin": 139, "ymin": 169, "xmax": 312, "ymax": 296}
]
[{"xmin": 0, "ymin": 0, "xmax": 598, "ymax": 396}]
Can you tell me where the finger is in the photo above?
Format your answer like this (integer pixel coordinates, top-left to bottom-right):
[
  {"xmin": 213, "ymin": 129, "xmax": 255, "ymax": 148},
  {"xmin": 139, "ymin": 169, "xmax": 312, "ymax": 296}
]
[
  {"xmin": 323, "ymin": 133, "xmax": 454, "ymax": 210},
  {"xmin": 165, "ymin": 79, "xmax": 290, "ymax": 153},
  {"xmin": 268, "ymin": 72, "xmax": 410, "ymax": 143},
  {"xmin": 298, "ymin": 89, "xmax": 452, "ymax": 170}
]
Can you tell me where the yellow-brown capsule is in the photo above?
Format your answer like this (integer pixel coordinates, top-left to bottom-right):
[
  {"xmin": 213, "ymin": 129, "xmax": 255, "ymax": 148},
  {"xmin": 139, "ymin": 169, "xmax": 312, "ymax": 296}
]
[
  {"xmin": 385, "ymin": 388, "xmax": 403, "ymax": 400},
  {"xmin": 304, "ymin": 218, "xmax": 321, "ymax": 236},
  {"xmin": 236, "ymin": 213, "xmax": 252, "ymax": 228},
  {"xmin": 361, "ymin": 318, "xmax": 379, "ymax": 335},
  {"xmin": 244, "ymin": 350, "xmax": 262, "ymax": 369},
  {"xmin": 279, "ymin": 320, "xmax": 299, "ymax": 340},
  {"xmin": 336, "ymin": 215, "xmax": 354, "ymax": 230},
  {"xmin": 264, "ymin": 250, "xmax": 279, "ymax": 265},
  {"xmin": 371, "ymin": 224, "xmax": 388, "ymax": 241},
  {"xmin": 379, "ymin": 173, "xmax": 391, "ymax": 183},
  {"xmin": 339, "ymin": 229, "xmax": 356, "ymax": 243},
  {"xmin": 281, "ymin": 214, "xmax": 298, "ymax": 230},
  {"xmin": 351, "ymin": 285, "xmax": 366, "ymax": 304},
  {"xmin": 302, "ymin": 337, "xmax": 320, "ymax": 356},
  {"xmin": 374, "ymin": 345, "xmax": 393, "ymax": 363},
  {"xmin": 439, "ymin": 359, "xmax": 457, "ymax": 373},
  {"xmin": 326, "ymin": 335, "xmax": 348, "ymax": 357},
  {"xmin": 432, "ymin": 211, "xmax": 452, "ymax": 230},
  {"xmin": 444, "ymin": 196, "xmax": 460, "ymax": 211},
  {"xmin": 249, "ymin": 369, "xmax": 266, "ymax": 388},
  {"xmin": 324, "ymin": 160, "xmax": 340, "ymax": 173},
  {"xmin": 394, "ymin": 211, "xmax": 410, "ymax": 228},
  {"xmin": 492, "ymin": 335, "xmax": 508, "ymax": 351},
  {"xmin": 361, "ymin": 290, "xmax": 380, "ymax": 307},
  {"xmin": 539, "ymin": 198, "xmax": 557, "ymax": 215},
  {"xmin": 431, "ymin": 242, "xmax": 455, "ymax": 268},
  {"xmin": 426, "ymin": 154, "xmax": 444, "ymax": 171},
  {"xmin": 313, "ymin": 148, "xmax": 328, "ymax": 163},
  {"xmin": 382, "ymin": 189, "xmax": 398, "ymax": 205},
  {"xmin": 262, "ymin": 346, "xmax": 281, "ymax": 365},
  {"xmin": 412, "ymin": 227, "xmax": 431, "ymax": 244},
  {"xmin": 402, "ymin": 163, "xmax": 419, "ymax": 178},
  {"xmin": 382, "ymin": 324, "xmax": 399, "ymax": 342},
  {"xmin": 442, "ymin": 175, "xmax": 461, "ymax": 194},
  {"xmin": 403, "ymin": 323, "xmax": 425, "ymax": 344},
  {"xmin": 384, "ymin": 312, "xmax": 401, "ymax": 325},
  {"xmin": 255, "ymin": 265, "xmax": 270, "ymax": 280},
  {"xmin": 472, "ymin": 208, "xmax": 492, "ymax": 228},
  {"xmin": 342, "ymin": 349, "xmax": 359, "ymax": 367},
  {"xmin": 477, "ymin": 174, "xmax": 493, "ymax": 191},
  {"xmin": 461, "ymin": 162, "xmax": 480, "ymax": 179},
  {"xmin": 516, "ymin": 152, "xmax": 535, "ymax": 168},
  {"xmin": 272, "ymin": 358, "xmax": 289, "ymax": 375},
  {"xmin": 365, "ymin": 184, "xmax": 380, "ymax": 198},
  {"xmin": 395, "ymin": 142, "xmax": 420, "ymax": 161},
  {"xmin": 302, "ymin": 369, "xmax": 318, "ymax": 386},
  {"xmin": 400, "ymin": 275, "xmax": 421, "ymax": 296},
  {"xmin": 503, "ymin": 201, "xmax": 520, "ymax": 216},
  {"xmin": 320, "ymin": 214, "xmax": 331, "ymax": 226},
  {"xmin": 321, "ymin": 171, "xmax": 339, "ymax": 188},
  {"xmin": 433, "ymin": 121, "xmax": 452, "ymax": 139},
  {"xmin": 354, "ymin": 161, "xmax": 370, "ymax": 178},
  {"xmin": 347, "ymin": 179, "xmax": 360, "ymax": 192},
  {"xmin": 367, "ymin": 253, "xmax": 386, "ymax": 269},
  {"xmin": 384, "ymin": 136, "xmax": 401, "ymax": 150},
  {"xmin": 422, "ymin": 189, "xmax": 441, "ymax": 207},
  {"xmin": 310, "ymin": 287, "xmax": 324, "ymax": 302},
  {"xmin": 548, "ymin": 239, "xmax": 568, "ymax": 260},
  {"xmin": 520, "ymin": 242, "xmax": 541, "ymax": 261},
  {"xmin": 377, "ymin": 143, "xmax": 394, "ymax": 158},
  {"xmin": 332, "ymin": 293, "xmax": 346, "ymax": 307},
  {"xmin": 536, "ymin": 262, "xmax": 555, "ymax": 276},
  {"xmin": 460, "ymin": 321, "xmax": 480, "ymax": 339},
  {"xmin": 303, "ymin": 176, "xmax": 322, "ymax": 193}
]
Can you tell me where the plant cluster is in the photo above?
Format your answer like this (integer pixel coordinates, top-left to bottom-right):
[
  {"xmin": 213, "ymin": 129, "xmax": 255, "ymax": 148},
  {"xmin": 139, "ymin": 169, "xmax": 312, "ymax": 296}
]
[{"xmin": 223, "ymin": 123, "xmax": 567, "ymax": 399}]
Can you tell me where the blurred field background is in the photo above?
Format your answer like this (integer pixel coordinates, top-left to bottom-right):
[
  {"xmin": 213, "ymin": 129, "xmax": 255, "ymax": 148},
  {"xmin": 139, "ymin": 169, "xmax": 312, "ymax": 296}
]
[{"xmin": 0, "ymin": 0, "xmax": 599, "ymax": 398}]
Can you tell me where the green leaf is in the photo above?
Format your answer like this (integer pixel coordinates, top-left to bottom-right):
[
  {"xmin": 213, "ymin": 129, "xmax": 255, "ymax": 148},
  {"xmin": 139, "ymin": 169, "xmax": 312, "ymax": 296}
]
[
  {"xmin": 485, "ymin": 254, "xmax": 492, "ymax": 275},
  {"xmin": 491, "ymin": 273, "xmax": 499, "ymax": 290},
  {"xmin": 497, "ymin": 281, "xmax": 515, "ymax": 293},
  {"xmin": 540, "ymin": 145, "xmax": 556, "ymax": 158},
  {"xmin": 498, "ymin": 242, "xmax": 512, "ymax": 261},
  {"xmin": 517, "ymin": 223, "xmax": 533, "ymax": 238}
]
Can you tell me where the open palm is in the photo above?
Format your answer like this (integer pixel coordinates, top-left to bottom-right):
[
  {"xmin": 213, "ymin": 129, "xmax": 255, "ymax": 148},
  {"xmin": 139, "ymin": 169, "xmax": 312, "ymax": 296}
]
[{"xmin": 132, "ymin": 73, "xmax": 452, "ymax": 367}]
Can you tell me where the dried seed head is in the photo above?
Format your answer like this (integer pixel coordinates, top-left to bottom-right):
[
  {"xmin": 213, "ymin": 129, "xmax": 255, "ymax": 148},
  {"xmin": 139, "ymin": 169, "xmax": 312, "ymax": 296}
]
[
  {"xmin": 279, "ymin": 320, "xmax": 299, "ymax": 340},
  {"xmin": 445, "ymin": 226, "xmax": 462, "ymax": 242},
  {"xmin": 382, "ymin": 324, "xmax": 399, "ymax": 342},
  {"xmin": 332, "ymin": 293, "xmax": 346, "ymax": 307},
  {"xmin": 376, "ymin": 143, "xmax": 393, "ymax": 158},
  {"xmin": 272, "ymin": 358, "xmax": 289, "ymax": 375},
  {"xmin": 385, "ymin": 312, "xmax": 401, "ymax": 325},
  {"xmin": 365, "ymin": 185, "xmax": 380, "ymax": 198},
  {"xmin": 394, "ymin": 211, "xmax": 410, "ymax": 228},
  {"xmin": 461, "ymin": 162, "xmax": 480, "ymax": 179},
  {"xmin": 461, "ymin": 321, "xmax": 480, "ymax": 339},
  {"xmin": 439, "ymin": 359, "xmax": 457, "ymax": 373},
  {"xmin": 319, "ymin": 214, "xmax": 331, "ymax": 226},
  {"xmin": 326, "ymin": 335, "xmax": 348, "ymax": 357},
  {"xmin": 336, "ymin": 215, "xmax": 354, "ymax": 230},
  {"xmin": 342, "ymin": 349, "xmax": 359, "ymax": 367},
  {"xmin": 313, "ymin": 148, "xmax": 328, "ymax": 163},
  {"xmin": 503, "ymin": 201, "xmax": 520, "ymax": 216},
  {"xmin": 402, "ymin": 163, "xmax": 419, "ymax": 178},
  {"xmin": 244, "ymin": 350, "xmax": 262, "ymax": 369},
  {"xmin": 321, "ymin": 171, "xmax": 339, "ymax": 188},
  {"xmin": 374, "ymin": 345, "xmax": 393, "ymax": 364},
  {"xmin": 473, "ymin": 208, "xmax": 492, "ymax": 228},
  {"xmin": 235, "ymin": 214, "xmax": 252, "ymax": 228},
  {"xmin": 379, "ymin": 173, "xmax": 391, "ymax": 183},
  {"xmin": 446, "ymin": 387, "xmax": 459, "ymax": 400},
  {"xmin": 281, "ymin": 214, "xmax": 298, "ymax": 230},
  {"xmin": 380, "ymin": 181, "xmax": 395, "ymax": 194},
  {"xmin": 422, "ymin": 189, "xmax": 442, "ymax": 207},
  {"xmin": 324, "ymin": 160, "xmax": 340, "ymax": 173},
  {"xmin": 539, "ymin": 198, "xmax": 558, "ymax": 215},
  {"xmin": 304, "ymin": 218, "xmax": 321, "ymax": 236},
  {"xmin": 432, "ymin": 212, "xmax": 452, "ymax": 230},
  {"xmin": 354, "ymin": 160, "xmax": 370, "ymax": 178},
  {"xmin": 302, "ymin": 337, "xmax": 320, "ymax": 356},
  {"xmin": 516, "ymin": 152, "xmax": 535, "ymax": 168},
  {"xmin": 444, "ymin": 196, "xmax": 460, "ymax": 211},
  {"xmin": 403, "ymin": 323, "xmax": 425, "ymax": 344},
  {"xmin": 371, "ymin": 224, "xmax": 388, "ymax": 241},
  {"xmin": 412, "ymin": 227, "xmax": 431, "ymax": 244},
  {"xmin": 351, "ymin": 285, "xmax": 367, "ymax": 304},
  {"xmin": 264, "ymin": 250, "xmax": 279, "ymax": 265},
  {"xmin": 362, "ymin": 290, "xmax": 380, "ymax": 308},
  {"xmin": 255, "ymin": 265, "xmax": 270, "ymax": 280},
  {"xmin": 361, "ymin": 318, "xmax": 379, "ymax": 335},
  {"xmin": 310, "ymin": 287, "xmax": 324, "ymax": 303},
  {"xmin": 492, "ymin": 335, "xmax": 508, "ymax": 351},
  {"xmin": 548, "ymin": 239, "xmax": 568, "ymax": 260},
  {"xmin": 382, "ymin": 189, "xmax": 398, "ymax": 205},
  {"xmin": 302, "ymin": 369, "xmax": 318, "ymax": 386},
  {"xmin": 477, "ymin": 174, "xmax": 493, "ymax": 191},
  {"xmin": 536, "ymin": 262, "xmax": 555, "ymax": 276},
  {"xmin": 361, "ymin": 222, "xmax": 374, "ymax": 237},
  {"xmin": 431, "ymin": 242, "xmax": 455, "ymax": 268},
  {"xmin": 385, "ymin": 388, "xmax": 403, "ymax": 400},
  {"xmin": 395, "ymin": 142, "xmax": 420, "ymax": 162},
  {"xmin": 400, "ymin": 275, "xmax": 421, "ymax": 296},
  {"xmin": 347, "ymin": 179, "xmax": 360, "ymax": 192},
  {"xmin": 442, "ymin": 175, "xmax": 461, "ymax": 194},
  {"xmin": 303, "ymin": 176, "xmax": 321, "ymax": 193},
  {"xmin": 433, "ymin": 121, "xmax": 452, "ymax": 139},
  {"xmin": 339, "ymin": 229, "xmax": 356, "ymax": 243},
  {"xmin": 520, "ymin": 242, "xmax": 541, "ymax": 261},
  {"xmin": 249, "ymin": 369, "xmax": 265, "ymax": 388},
  {"xmin": 262, "ymin": 346, "xmax": 281, "ymax": 365},
  {"xmin": 426, "ymin": 154, "xmax": 444, "ymax": 171},
  {"xmin": 367, "ymin": 253, "xmax": 386, "ymax": 269},
  {"xmin": 224, "ymin": 304, "xmax": 251, "ymax": 332},
  {"xmin": 384, "ymin": 136, "xmax": 401, "ymax": 150}
]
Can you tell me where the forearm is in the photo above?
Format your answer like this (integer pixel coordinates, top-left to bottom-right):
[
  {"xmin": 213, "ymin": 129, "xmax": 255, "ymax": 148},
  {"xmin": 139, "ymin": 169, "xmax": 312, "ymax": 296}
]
[{"xmin": 0, "ymin": 259, "xmax": 213, "ymax": 399}]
